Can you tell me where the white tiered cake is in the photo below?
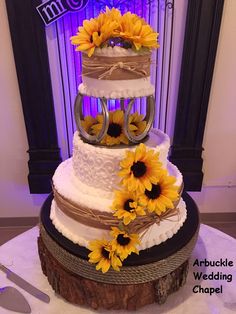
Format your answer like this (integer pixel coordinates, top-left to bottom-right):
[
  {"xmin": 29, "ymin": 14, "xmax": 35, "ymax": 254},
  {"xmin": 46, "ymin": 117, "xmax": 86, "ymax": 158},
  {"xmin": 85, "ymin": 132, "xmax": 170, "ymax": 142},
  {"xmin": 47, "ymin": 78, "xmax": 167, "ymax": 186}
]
[{"xmin": 38, "ymin": 7, "xmax": 199, "ymax": 311}]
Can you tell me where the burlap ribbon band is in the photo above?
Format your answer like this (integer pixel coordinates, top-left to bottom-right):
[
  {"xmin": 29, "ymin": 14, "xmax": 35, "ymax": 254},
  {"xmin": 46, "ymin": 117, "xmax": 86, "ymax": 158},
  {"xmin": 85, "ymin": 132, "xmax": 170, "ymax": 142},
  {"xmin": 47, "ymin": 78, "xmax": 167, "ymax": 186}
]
[
  {"xmin": 53, "ymin": 184, "xmax": 183, "ymax": 235},
  {"xmin": 82, "ymin": 53, "xmax": 151, "ymax": 80}
]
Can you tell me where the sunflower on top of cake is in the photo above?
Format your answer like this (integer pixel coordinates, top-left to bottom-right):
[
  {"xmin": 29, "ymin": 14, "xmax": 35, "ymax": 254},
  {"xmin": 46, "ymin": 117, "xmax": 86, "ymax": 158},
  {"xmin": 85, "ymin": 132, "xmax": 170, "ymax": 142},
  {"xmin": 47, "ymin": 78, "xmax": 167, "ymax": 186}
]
[{"xmin": 71, "ymin": 7, "xmax": 159, "ymax": 99}]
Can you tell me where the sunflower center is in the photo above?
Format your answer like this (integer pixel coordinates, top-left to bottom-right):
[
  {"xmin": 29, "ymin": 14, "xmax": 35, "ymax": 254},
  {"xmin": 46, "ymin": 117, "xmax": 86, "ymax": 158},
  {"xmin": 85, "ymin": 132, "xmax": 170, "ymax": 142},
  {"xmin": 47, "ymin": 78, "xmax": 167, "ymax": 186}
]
[
  {"xmin": 107, "ymin": 123, "xmax": 122, "ymax": 138},
  {"xmin": 145, "ymin": 184, "xmax": 161, "ymax": 199},
  {"xmin": 117, "ymin": 234, "xmax": 130, "ymax": 246},
  {"xmin": 131, "ymin": 161, "xmax": 147, "ymax": 177},
  {"xmin": 101, "ymin": 247, "xmax": 110, "ymax": 259},
  {"xmin": 124, "ymin": 199, "xmax": 134, "ymax": 212}
]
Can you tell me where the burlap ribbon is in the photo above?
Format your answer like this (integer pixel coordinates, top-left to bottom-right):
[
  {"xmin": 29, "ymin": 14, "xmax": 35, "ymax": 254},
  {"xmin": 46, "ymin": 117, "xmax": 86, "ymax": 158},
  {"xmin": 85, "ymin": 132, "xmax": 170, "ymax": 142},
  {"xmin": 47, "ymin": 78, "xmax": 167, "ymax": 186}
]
[
  {"xmin": 53, "ymin": 185, "xmax": 183, "ymax": 235},
  {"xmin": 53, "ymin": 187, "xmax": 119, "ymax": 230},
  {"xmin": 82, "ymin": 54, "xmax": 151, "ymax": 80}
]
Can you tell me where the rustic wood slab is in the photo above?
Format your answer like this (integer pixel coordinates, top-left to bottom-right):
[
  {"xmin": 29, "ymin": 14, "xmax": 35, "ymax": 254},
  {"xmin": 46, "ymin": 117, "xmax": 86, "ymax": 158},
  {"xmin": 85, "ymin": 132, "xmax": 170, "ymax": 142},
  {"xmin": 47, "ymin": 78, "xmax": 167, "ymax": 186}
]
[{"xmin": 38, "ymin": 235, "xmax": 189, "ymax": 310}]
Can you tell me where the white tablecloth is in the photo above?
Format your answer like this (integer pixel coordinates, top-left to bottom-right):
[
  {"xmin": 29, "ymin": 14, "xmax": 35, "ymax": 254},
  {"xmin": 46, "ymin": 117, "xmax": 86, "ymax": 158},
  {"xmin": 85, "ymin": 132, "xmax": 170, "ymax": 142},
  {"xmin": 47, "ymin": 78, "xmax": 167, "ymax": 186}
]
[{"xmin": 0, "ymin": 224, "xmax": 236, "ymax": 314}]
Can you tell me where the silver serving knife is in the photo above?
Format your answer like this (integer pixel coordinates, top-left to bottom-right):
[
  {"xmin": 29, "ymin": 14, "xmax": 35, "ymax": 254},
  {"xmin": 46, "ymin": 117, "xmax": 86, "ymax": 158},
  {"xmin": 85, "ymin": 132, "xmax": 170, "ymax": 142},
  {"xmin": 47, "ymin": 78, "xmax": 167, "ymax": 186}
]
[
  {"xmin": 0, "ymin": 286, "xmax": 31, "ymax": 313},
  {"xmin": 0, "ymin": 264, "xmax": 50, "ymax": 303}
]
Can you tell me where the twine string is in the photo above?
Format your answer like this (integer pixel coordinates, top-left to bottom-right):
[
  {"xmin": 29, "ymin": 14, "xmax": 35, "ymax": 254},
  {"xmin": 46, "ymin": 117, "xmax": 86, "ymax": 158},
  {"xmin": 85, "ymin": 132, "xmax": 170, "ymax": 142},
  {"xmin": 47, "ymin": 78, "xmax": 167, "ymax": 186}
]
[
  {"xmin": 40, "ymin": 223, "xmax": 199, "ymax": 284},
  {"xmin": 131, "ymin": 207, "xmax": 180, "ymax": 236}
]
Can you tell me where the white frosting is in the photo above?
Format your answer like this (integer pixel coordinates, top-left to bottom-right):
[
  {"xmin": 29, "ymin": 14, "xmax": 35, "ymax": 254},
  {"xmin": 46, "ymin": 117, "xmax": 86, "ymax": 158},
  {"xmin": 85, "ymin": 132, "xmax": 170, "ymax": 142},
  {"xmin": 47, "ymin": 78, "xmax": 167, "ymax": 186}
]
[
  {"xmin": 50, "ymin": 197, "xmax": 187, "ymax": 251},
  {"xmin": 94, "ymin": 46, "xmax": 150, "ymax": 57},
  {"xmin": 79, "ymin": 78, "xmax": 154, "ymax": 99},
  {"xmin": 80, "ymin": 47, "xmax": 153, "ymax": 99},
  {"xmin": 72, "ymin": 129, "xmax": 171, "ymax": 195},
  {"xmin": 51, "ymin": 126, "xmax": 185, "ymax": 251},
  {"xmin": 53, "ymin": 158, "xmax": 183, "ymax": 210}
]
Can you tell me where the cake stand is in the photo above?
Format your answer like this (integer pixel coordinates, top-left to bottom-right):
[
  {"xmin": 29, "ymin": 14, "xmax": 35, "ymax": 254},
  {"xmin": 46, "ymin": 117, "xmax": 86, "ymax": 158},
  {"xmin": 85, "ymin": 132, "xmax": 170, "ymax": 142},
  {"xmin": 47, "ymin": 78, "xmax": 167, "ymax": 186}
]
[
  {"xmin": 38, "ymin": 192, "xmax": 199, "ymax": 310},
  {"xmin": 74, "ymin": 94, "xmax": 156, "ymax": 144}
]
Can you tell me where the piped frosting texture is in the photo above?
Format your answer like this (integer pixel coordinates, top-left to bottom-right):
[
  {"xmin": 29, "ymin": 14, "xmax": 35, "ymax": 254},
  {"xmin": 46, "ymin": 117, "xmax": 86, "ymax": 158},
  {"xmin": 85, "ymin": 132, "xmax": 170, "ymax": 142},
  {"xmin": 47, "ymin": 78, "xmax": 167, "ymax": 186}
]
[
  {"xmin": 94, "ymin": 46, "xmax": 151, "ymax": 56},
  {"xmin": 53, "ymin": 158, "xmax": 182, "ymax": 210},
  {"xmin": 72, "ymin": 129, "xmax": 171, "ymax": 194},
  {"xmin": 79, "ymin": 79, "xmax": 154, "ymax": 99}
]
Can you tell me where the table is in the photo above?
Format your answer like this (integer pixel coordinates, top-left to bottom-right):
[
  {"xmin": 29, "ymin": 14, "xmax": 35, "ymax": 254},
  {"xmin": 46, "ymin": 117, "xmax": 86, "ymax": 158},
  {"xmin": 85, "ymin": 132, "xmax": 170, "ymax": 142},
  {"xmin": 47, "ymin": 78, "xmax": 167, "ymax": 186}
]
[{"xmin": 0, "ymin": 224, "xmax": 236, "ymax": 314}]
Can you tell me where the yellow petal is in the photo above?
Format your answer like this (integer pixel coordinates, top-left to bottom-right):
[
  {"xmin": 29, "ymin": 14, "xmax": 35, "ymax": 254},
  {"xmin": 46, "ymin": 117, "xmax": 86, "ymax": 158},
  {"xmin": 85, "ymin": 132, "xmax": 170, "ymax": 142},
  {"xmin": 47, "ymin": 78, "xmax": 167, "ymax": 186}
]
[
  {"xmin": 142, "ymin": 178, "xmax": 152, "ymax": 191},
  {"xmin": 77, "ymin": 43, "xmax": 94, "ymax": 51},
  {"xmin": 83, "ymin": 19, "xmax": 97, "ymax": 34},
  {"xmin": 120, "ymin": 134, "xmax": 129, "ymax": 144},
  {"xmin": 129, "ymin": 124, "xmax": 138, "ymax": 131},
  {"xmin": 133, "ymin": 20, "xmax": 142, "ymax": 35},
  {"xmin": 133, "ymin": 41, "xmax": 142, "ymax": 50},
  {"xmin": 112, "ymin": 110, "xmax": 124, "ymax": 124},
  {"xmin": 92, "ymin": 32, "xmax": 102, "ymax": 47},
  {"xmin": 88, "ymin": 46, "xmax": 96, "ymax": 57},
  {"xmin": 134, "ymin": 143, "xmax": 145, "ymax": 162},
  {"xmin": 159, "ymin": 195, "xmax": 174, "ymax": 208}
]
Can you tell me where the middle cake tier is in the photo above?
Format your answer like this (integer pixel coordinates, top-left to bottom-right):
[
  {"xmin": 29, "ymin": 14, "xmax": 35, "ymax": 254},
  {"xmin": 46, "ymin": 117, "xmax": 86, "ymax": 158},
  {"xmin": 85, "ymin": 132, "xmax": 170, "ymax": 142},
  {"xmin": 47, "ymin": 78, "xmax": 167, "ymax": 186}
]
[{"xmin": 72, "ymin": 128, "xmax": 172, "ymax": 198}]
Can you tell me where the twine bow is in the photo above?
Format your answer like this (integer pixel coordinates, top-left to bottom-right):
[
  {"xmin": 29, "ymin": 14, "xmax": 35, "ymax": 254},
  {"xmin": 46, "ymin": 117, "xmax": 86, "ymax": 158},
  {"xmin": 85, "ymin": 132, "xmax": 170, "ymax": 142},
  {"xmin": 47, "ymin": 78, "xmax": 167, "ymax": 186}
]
[
  {"xmin": 98, "ymin": 61, "xmax": 147, "ymax": 79},
  {"xmin": 129, "ymin": 207, "xmax": 180, "ymax": 236}
]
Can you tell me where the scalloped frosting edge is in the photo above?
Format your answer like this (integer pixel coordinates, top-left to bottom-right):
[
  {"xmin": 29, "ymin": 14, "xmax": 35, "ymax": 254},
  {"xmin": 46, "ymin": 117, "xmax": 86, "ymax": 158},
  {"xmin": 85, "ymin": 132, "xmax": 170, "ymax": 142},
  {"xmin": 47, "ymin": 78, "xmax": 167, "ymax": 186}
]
[{"xmin": 78, "ymin": 82, "xmax": 155, "ymax": 99}]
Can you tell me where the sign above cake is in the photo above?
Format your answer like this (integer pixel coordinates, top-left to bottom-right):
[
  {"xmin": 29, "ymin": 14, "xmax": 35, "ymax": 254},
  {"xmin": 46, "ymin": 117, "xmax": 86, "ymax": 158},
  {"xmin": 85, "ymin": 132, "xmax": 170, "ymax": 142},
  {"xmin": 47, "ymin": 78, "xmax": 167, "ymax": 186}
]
[{"xmin": 36, "ymin": 0, "xmax": 89, "ymax": 26}]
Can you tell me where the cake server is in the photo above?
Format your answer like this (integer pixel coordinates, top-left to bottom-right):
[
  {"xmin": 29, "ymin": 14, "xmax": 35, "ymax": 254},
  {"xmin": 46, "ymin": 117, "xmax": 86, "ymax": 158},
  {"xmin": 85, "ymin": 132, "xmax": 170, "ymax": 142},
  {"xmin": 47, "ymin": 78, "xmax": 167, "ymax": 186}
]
[
  {"xmin": 0, "ymin": 264, "xmax": 50, "ymax": 303},
  {"xmin": 0, "ymin": 286, "xmax": 31, "ymax": 313}
]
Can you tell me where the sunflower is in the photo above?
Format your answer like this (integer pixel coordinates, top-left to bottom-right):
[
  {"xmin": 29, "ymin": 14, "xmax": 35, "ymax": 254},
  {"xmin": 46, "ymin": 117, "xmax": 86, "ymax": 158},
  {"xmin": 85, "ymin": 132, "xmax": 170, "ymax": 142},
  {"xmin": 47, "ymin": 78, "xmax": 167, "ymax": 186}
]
[
  {"xmin": 105, "ymin": 6, "xmax": 122, "ymax": 22},
  {"xmin": 88, "ymin": 239, "xmax": 122, "ymax": 273},
  {"xmin": 81, "ymin": 115, "xmax": 96, "ymax": 134},
  {"xmin": 71, "ymin": 15, "xmax": 118, "ymax": 57},
  {"xmin": 91, "ymin": 110, "xmax": 136, "ymax": 145},
  {"xmin": 119, "ymin": 143, "xmax": 162, "ymax": 193},
  {"xmin": 129, "ymin": 112, "xmax": 147, "ymax": 136},
  {"xmin": 112, "ymin": 190, "xmax": 146, "ymax": 225},
  {"xmin": 139, "ymin": 170, "xmax": 179, "ymax": 215},
  {"xmin": 117, "ymin": 12, "xmax": 159, "ymax": 50},
  {"xmin": 110, "ymin": 227, "xmax": 140, "ymax": 260}
]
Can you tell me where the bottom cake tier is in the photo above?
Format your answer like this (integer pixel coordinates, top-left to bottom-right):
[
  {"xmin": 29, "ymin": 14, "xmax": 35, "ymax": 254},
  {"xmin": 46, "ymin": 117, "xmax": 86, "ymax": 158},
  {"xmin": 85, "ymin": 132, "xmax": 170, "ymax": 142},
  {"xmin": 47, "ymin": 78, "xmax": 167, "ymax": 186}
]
[{"xmin": 38, "ymin": 192, "xmax": 199, "ymax": 310}]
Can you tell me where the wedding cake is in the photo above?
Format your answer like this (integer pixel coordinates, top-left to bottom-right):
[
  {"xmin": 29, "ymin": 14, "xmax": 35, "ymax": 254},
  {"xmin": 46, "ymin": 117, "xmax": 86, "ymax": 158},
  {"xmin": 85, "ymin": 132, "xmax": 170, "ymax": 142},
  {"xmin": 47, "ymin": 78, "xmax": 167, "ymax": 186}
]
[{"xmin": 38, "ymin": 7, "xmax": 199, "ymax": 310}]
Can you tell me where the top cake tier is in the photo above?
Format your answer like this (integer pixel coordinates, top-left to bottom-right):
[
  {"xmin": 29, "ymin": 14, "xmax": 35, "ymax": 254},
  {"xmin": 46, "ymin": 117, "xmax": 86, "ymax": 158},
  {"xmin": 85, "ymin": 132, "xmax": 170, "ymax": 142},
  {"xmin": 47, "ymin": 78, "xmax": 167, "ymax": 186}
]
[
  {"xmin": 78, "ymin": 47, "xmax": 155, "ymax": 99},
  {"xmin": 71, "ymin": 8, "xmax": 159, "ymax": 100}
]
